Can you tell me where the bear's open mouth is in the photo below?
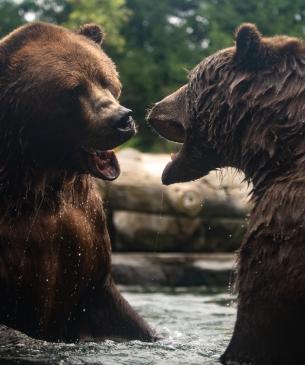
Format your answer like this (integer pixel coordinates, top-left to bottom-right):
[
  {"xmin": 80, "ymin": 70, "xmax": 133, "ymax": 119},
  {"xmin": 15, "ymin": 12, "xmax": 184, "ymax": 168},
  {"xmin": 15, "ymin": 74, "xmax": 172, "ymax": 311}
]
[
  {"xmin": 149, "ymin": 118, "xmax": 185, "ymax": 143},
  {"xmin": 82, "ymin": 147, "xmax": 120, "ymax": 181}
]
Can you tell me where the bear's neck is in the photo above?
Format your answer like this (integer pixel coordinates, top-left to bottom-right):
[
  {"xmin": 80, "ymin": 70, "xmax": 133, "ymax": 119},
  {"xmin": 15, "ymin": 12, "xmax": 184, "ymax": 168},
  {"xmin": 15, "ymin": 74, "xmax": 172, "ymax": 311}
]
[
  {"xmin": 0, "ymin": 168, "xmax": 94, "ymax": 220},
  {"xmin": 243, "ymin": 150, "xmax": 305, "ymax": 202}
]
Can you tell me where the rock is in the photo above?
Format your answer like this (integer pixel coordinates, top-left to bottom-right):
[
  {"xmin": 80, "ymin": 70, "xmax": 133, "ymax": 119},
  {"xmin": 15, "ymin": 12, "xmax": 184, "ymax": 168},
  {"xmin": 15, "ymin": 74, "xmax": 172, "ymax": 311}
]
[{"xmin": 112, "ymin": 252, "xmax": 236, "ymax": 287}]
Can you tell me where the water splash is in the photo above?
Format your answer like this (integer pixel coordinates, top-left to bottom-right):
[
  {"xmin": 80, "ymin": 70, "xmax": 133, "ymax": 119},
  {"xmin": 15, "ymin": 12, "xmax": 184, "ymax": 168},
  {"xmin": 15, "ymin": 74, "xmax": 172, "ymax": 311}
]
[{"xmin": 0, "ymin": 287, "xmax": 236, "ymax": 365}]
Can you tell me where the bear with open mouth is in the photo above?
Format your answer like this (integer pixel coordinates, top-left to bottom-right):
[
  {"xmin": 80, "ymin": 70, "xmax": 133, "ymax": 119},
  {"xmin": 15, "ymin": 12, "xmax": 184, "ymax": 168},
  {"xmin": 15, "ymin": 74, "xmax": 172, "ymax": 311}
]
[
  {"xmin": 0, "ymin": 22, "xmax": 155, "ymax": 342},
  {"xmin": 148, "ymin": 23, "xmax": 305, "ymax": 365}
]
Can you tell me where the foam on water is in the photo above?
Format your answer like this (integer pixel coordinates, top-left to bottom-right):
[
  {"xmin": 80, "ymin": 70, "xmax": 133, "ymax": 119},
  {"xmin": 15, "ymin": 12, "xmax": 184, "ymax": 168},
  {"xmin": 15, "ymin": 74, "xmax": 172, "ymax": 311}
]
[{"xmin": 0, "ymin": 287, "xmax": 236, "ymax": 365}]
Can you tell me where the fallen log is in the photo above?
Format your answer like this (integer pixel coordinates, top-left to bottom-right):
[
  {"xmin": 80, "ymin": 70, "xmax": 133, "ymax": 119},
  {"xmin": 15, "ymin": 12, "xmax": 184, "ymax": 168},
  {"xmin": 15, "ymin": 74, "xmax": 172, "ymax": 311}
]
[{"xmin": 98, "ymin": 149, "xmax": 251, "ymax": 219}]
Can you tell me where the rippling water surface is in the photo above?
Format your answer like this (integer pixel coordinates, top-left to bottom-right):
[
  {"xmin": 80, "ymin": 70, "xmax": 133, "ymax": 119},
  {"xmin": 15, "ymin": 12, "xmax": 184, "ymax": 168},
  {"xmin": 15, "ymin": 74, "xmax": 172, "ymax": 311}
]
[{"xmin": 0, "ymin": 287, "xmax": 236, "ymax": 365}]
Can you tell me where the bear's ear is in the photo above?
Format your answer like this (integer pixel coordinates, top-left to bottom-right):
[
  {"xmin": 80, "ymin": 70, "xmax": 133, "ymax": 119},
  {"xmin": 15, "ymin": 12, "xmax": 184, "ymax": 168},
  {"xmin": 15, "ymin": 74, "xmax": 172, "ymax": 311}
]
[
  {"xmin": 77, "ymin": 24, "xmax": 105, "ymax": 46},
  {"xmin": 235, "ymin": 23, "xmax": 263, "ymax": 66}
]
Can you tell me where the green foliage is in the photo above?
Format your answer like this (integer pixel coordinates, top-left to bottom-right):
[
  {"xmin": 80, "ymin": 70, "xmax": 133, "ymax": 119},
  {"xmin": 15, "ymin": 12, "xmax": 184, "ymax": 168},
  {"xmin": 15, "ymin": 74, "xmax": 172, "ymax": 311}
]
[
  {"xmin": 116, "ymin": 0, "xmax": 207, "ymax": 150},
  {"xmin": 0, "ymin": 0, "xmax": 27, "ymax": 34},
  {"xmin": 1, "ymin": 0, "xmax": 305, "ymax": 151},
  {"xmin": 66, "ymin": 0, "xmax": 130, "ymax": 51},
  {"xmin": 202, "ymin": 0, "xmax": 305, "ymax": 52}
]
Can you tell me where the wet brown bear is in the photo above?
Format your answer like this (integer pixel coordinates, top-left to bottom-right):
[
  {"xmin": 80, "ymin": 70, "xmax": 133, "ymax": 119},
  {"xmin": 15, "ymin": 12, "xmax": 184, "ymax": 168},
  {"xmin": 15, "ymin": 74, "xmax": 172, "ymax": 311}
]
[
  {"xmin": 148, "ymin": 23, "xmax": 305, "ymax": 364},
  {"xmin": 0, "ymin": 22, "xmax": 155, "ymax": 342}
]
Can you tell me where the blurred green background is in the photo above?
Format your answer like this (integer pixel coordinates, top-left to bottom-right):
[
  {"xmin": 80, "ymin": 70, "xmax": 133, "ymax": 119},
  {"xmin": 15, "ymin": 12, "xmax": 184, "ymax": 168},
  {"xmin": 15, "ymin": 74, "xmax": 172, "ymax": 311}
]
[{"xmin": 2, "ymin": 0, "xmax": 305, "ymax": 151}]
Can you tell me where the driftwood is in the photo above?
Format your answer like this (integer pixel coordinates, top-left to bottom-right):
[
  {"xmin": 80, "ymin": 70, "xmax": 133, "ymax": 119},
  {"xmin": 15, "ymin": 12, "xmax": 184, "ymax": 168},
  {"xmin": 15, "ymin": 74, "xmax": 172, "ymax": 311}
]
[{"xmin": 98, "ymin": 149, "xmax": 251, "ymax": 219}]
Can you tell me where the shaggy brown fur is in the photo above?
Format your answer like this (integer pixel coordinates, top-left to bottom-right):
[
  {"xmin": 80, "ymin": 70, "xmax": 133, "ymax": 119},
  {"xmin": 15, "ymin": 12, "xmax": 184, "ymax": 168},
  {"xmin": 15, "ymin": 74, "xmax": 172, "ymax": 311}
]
[
  {"xmin": 0, "ymin": 22, "xmax": 155, "ymax": 342},
  {"xmin": 148, "ymin": 23, "xmax": 305, "ymax": 364}
]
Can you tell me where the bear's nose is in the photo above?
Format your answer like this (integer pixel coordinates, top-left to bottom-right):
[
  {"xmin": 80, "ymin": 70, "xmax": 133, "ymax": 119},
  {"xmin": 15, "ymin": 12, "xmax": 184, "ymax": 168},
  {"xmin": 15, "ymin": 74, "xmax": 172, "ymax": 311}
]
[{"xmin": 111, "ymin": 107, "xmax": 134, "ymax": 132}]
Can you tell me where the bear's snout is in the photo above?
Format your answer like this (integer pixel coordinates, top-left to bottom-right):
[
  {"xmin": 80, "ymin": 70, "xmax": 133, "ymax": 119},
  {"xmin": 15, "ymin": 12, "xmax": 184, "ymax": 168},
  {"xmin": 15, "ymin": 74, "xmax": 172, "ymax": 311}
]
[
  {"xmin": 110, "ymin": 107, "xmax": 136, "ymax": 135},
  {"xmin": 147, "ymin": 85, "xmax": 188, "ymax": 143}
]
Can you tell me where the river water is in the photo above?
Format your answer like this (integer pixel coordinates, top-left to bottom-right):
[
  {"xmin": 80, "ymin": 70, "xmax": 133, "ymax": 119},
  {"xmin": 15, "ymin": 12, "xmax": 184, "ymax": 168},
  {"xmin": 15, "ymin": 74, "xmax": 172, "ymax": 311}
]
[{"xmin": 0, "ymin": 287, "xmax": 236, "ymax": 365}]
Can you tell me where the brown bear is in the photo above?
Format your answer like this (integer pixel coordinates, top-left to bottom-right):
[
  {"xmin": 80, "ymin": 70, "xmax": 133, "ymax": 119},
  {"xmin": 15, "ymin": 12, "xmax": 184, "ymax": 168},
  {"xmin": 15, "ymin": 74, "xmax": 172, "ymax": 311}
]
[
  {"xmin": 0, "ymin": 22, "xmax": 155, "ymax": 343},
  {"xmin": 148, "ymin": 23, "xmax": 305, "ymax": 364}
]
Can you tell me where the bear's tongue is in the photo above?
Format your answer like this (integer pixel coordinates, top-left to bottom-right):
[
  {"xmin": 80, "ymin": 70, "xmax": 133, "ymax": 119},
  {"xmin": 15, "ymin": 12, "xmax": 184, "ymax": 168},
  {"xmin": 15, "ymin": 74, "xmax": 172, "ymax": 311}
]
[{"xmin": 87, "ymin": 149, "xmax": 120, "ymax": 181}]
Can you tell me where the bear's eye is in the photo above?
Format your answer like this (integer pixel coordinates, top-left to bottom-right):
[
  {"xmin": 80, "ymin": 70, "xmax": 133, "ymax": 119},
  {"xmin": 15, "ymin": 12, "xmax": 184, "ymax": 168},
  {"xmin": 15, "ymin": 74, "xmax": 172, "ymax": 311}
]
[
  {"xmin": 107, "ymin": 85, "xmax": 120, "ymax": 99},
  {"xmin": 70, "ymin": 83, "xmax": 87, "ymax": 96},
  {"xmin": 97, "ymin": 77, "xmax": 120, "ymax": 99},
  {"xmin": 104, "ymin": 81, "xmax": 121, "ymax": 99}
]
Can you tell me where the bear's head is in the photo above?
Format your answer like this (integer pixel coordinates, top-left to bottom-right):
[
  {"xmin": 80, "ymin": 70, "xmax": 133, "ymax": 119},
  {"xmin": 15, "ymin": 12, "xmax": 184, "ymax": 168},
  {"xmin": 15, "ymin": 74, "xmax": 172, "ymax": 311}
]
[
  {"xmin": 0, "ymin": 22, "xmax": 135, "ymax": 182},
  {"xmin": 148, "ymin": 24, "xmax": 305, "ymax": 192}
]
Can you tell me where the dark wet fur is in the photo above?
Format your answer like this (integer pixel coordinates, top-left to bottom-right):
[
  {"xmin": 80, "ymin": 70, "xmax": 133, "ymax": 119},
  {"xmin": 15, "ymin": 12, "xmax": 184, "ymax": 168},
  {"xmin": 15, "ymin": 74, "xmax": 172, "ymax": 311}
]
[
  {"xmin": 0, "ymin": 22, "xmax": 155, "ymax": 343},
  {"xmin": 168, "ymin": 24, "xmax": 305, "ymax": 364}
]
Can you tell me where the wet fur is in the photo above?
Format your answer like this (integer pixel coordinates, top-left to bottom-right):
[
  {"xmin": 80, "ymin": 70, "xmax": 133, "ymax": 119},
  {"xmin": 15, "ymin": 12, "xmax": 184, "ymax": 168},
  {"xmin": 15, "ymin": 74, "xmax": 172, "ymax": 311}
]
[
  {"xmin": 185, "ymin": 26, "xmax": 305, "ymax": 364},
  {"xmin": 148, "ymin": 23, "xmax": 305, "ymax": 364},
  {"xmin": 0, "ymin": 23, "xmax": 154, "ymax": 342}
]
